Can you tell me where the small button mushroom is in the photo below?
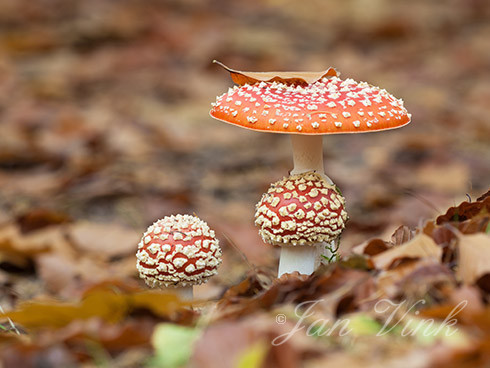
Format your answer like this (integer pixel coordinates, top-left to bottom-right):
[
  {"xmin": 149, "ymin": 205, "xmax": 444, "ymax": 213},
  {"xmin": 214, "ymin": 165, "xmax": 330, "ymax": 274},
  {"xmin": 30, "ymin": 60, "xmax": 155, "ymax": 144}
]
[
  {"xmin": 255, "ymin": 172, "xmax": 348, "ymax": 276},
  {"xmin": 136, "ymin": 214, "xmax": 222, "ymax": 300}
]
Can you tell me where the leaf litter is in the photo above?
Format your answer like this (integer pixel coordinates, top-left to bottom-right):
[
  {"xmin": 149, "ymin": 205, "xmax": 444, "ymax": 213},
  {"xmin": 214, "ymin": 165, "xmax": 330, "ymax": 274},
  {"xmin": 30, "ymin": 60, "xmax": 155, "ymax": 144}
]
[{"xmin": 0, "ymin": 0, "xmax": 490, "ymax": 367}]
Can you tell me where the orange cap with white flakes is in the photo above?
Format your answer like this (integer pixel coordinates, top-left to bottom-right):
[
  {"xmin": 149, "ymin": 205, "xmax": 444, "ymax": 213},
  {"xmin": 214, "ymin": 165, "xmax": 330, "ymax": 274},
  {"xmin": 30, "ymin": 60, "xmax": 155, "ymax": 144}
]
[
  {"xmin": 210, "ymin": 66, "xmax": 411, "ymax": 134},
  {"xmin": 136, "ymin": 214, "xmax": 222, "ymax": 288},
  {"xmin": 255, "ymin": 172, "xmax": 348, "ymax": 246}
]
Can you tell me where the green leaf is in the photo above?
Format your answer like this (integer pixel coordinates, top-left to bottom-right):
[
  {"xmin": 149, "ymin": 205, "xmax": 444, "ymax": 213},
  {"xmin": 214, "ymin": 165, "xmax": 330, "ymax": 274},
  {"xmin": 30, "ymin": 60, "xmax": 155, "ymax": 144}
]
[
  {"xmin": 150, "ymin": 323, "xmax": 201, "ymax": 368},
  {"xmin": 236, "ymin": 341, "xmax": 268, "ymax": 368},
  {"xmin": 348, "ymin": 314, "xmax": 383, "ymax": 336},
  {"xmin": 400, "ymin": 316, "xmax": 469, "ymax": 347}
]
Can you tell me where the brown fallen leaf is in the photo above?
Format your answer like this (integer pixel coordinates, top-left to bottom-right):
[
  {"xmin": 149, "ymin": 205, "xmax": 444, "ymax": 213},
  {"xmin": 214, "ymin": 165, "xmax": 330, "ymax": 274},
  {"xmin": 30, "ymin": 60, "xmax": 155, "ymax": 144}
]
[
  {"xmin": 352, "ymin": 238, "xmax": 390, "ymax": 256},
  {"xmin": 216, "ymin": 266, "xmax": 373, "ymax": 321},
  {"xmin": 477, "ymin": 190, "xmax": 490, "ymax": 201},
  {"xmin": 193, "ymin": 313, "xmax": 322, "ymax": 368},
  {"xmin": 377, "ymin": 258, "xmax": 455, "ymax": 300},
  {"xmin": 0, "ymin": 223, "xmax": 70, "ymax": 269},
  {"xmin": 391, "ymin": 225, "xmax": 414, "ymax": 245},
  {"xmin": 0, "ymin": 318, "xmax": 154, "ymax": 366},
  {"xmin": 220, "ymin": 270, "xmax": 271, "ymax": 302},
  {"xmin": 36, "ymin": 253, "xmax": 78, "ymax": 294},
  {"xmin": 419, "ymin": 305, "xmax": 490, "ymax": 368},
  {"xmin": 213, "ymin": 60, "xmax": 338, "ymax": 86},
  {"xmin": 0, "ymin": 287, "xmax": 189, "ymax": 330},
  {"xmin": 36, "ymin": 253, "xmax": 142, "ymax": 298},
  {"xmin": 371, "ymin": 233, "xmax": 442, "ymax": 270},
  {"xmin": 456, "ymin": 233, "xmax": 490, "ymax": 285},
  {"xmin": 0, "ymin": 223, "xmax": 50, "ymax": 255},
  {"xmin": 436, "ymin": 196, "xmax": 490, "ymax": 225},
  {"xmin": 16, "ymin": 208, "xmax": 71, "ymax": 234},
  {"xmin": 193, "ymin": 319, "xmax": 269, "ymax": 368},
  {"xmin": 68, "ymin": 221, "xmax": 140, "ymax": 258}
]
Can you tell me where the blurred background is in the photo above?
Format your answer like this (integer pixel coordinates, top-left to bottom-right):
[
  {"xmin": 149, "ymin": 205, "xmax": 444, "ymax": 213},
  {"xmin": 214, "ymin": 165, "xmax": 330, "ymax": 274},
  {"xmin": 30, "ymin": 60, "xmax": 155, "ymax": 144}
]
[{"xmin": 0, "ymin": 0, "xmax": 489, "ymax": 299}]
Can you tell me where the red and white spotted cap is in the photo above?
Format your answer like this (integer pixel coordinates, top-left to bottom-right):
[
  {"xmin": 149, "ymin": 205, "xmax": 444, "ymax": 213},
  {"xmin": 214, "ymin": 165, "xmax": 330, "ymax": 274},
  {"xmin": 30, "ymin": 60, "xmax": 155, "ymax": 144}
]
[
  {"xmin": 136, "ymin": 214, "xmax": 222, "ymax": 288},
  {"xmin": 210, "ymin": 75, "xmax": 410, "ymax": 134},
  {"xmin": 255, "ymin": 172, "xmax": 348, "ymax": 245}
]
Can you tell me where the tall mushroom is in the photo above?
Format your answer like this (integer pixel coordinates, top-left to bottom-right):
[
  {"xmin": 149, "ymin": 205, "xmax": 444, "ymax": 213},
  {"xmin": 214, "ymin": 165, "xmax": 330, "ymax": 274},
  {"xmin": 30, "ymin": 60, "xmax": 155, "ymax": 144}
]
[
  {"xmin": 136, "ymin": 214, "xmax": 222, "ymax": 300},
  {"xmin": 210, "ymin": 63, "xmax": 410, "ymax": 275}
]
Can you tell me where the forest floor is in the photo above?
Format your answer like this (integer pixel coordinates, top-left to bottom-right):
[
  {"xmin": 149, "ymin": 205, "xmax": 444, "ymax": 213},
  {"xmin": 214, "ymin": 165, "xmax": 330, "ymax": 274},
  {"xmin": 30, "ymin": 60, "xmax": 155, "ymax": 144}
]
[{"xmin": 0, "ymin": 0, "xmax": 489, "ymax": 367}]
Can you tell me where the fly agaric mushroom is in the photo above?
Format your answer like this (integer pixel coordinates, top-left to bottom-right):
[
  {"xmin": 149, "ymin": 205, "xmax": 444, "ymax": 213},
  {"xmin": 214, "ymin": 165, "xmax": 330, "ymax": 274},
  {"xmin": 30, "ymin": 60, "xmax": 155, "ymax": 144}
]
[
  {"xmin": 255, "ymin": 171, "xmax": 348, "ymax": 275},
  {"xmin": 210, "ymin": 63, "xmax": 410, "ymax": 275},
  {"xmin": 136, "ymin": 214, "xmax": 222, "ymax": 300}
]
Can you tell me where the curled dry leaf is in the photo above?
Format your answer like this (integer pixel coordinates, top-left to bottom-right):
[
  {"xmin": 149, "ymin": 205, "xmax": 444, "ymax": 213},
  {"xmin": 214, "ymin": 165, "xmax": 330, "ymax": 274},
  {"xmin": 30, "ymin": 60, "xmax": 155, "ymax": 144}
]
[
  {"xmin": 371, "ymin": 233, "xmax": 442, "ymax": 270},
  {"xmin": 220, "ymin": 270, "xmax": 271, "ymax": 302},
  {"xmin": 352, "ymin": 238, "xmax": 390, "ymax": 256},
  {"xmin": 352, "ymin": 224, "xmax": 415, "ymax": 257},
  {"xmin": 456, "ymin": 233, "xmax": 490, "ymax": 285},
  {"xmin": 477, "ymin": 189, "xmax": 490, "ymax": 201},
  {"xmin": 423, "ymin": 221, "xmax": 457, "ymax": 248},
  {"xmin": 436, "ymin": 196, "xmax": 490, "ymax": 225},
  {"xmin": 213, "ymin": 60, "xmax": 338, "ymax": 86},
  {"xmin": 391, "ymin": 225, "xmax": 414, "ymax": 245}
]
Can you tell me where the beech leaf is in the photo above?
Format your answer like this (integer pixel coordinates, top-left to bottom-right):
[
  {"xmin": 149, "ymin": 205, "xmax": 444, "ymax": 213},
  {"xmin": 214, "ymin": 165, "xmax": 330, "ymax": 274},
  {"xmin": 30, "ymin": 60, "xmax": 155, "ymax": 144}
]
[
  {"xmin": 0, "ymin": 289, "xmax": 185, "ymax": 330},
  {"xmin": 456, "ymin": 233, "xmax": 490, "ymax": 285},
  {"xmin": 371, "ymin": 233, "xmax": 442, "ymax": 270},
  {"xmin": 213, "ymin": 60, "xmax": 338, "ymax": 86}
]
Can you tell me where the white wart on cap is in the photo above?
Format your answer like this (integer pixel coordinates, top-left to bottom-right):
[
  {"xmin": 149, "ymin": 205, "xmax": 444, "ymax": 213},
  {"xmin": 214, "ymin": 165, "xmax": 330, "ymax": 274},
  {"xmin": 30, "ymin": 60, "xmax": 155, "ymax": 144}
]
[
  {"xmin": 255, "ymin": 172, "xmax": 348, "ymax": 245},
  {"xmin": 136, "ymin": 214, "xmax": 222, "ymax": 288}
]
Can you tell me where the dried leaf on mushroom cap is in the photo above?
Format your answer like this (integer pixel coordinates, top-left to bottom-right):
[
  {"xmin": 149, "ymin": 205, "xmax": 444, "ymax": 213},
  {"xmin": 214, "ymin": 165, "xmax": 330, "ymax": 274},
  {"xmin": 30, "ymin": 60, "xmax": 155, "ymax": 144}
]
[
  {"xmin": 213, "ymin": 60, "xmax": 338, "ymax": 86},
  {"xmin": 136, "ymin": 214, "xmax": 222, "ymax": 288}
]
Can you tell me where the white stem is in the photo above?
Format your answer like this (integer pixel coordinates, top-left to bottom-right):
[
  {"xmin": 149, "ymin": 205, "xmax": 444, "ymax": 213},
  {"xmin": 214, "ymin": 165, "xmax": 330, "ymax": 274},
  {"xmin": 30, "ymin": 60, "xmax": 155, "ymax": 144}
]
[
  {"xmin": 175, "ymin": 285, "xmax": 193, "ymax": 301},
  {"xmin": 290, "ymin": 135, "xmax": 332, "ymax": 184},
  {"xmin": 278, "ymin": 245, "xmax": 321, "ymax": 277}
]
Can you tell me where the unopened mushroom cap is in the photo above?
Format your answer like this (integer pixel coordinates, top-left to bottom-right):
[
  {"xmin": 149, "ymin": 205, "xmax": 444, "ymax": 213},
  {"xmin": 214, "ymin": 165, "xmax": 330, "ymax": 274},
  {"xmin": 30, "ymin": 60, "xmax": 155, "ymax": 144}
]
[
  {"xmin": 136, "ymin": 214, "xmax": 222, "ymax": 288},
  {"xmin": 210, "ymin": 75, "xmax": 410, "ymax": 134},
  {"xmin": 255, "ymin": 172, "xmax": 348, "ymax": 246}
]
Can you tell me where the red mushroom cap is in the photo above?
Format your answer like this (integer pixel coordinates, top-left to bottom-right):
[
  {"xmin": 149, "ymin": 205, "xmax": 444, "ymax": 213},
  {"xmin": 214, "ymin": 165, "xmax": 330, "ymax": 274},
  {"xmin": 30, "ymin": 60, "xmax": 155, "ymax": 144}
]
[
  {"xmin": 136, "ymin": 215, "xmax": 222, "ymax": 288},
  {"xmin": 210, "ymin": 76, "xmax": 410, "ymax": 134},
  {"xmin": 255, "ymin": 172, "xmax": 348, "ymax": 245}
]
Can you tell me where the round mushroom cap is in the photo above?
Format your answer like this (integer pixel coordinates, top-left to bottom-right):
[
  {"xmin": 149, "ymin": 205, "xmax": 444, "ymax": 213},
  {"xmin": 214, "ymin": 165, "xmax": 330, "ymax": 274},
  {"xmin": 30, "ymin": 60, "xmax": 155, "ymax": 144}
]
[
  {"xmin": 255, "ymin": 172, "xmax": 348, "ymax": 246},
  {"xmin": 136, "ymin": 214, "xmax": 222, "ymax": 288},
  {"xmin": 211, "ymin": 76, "xmax": 410, "ymax": 134}
]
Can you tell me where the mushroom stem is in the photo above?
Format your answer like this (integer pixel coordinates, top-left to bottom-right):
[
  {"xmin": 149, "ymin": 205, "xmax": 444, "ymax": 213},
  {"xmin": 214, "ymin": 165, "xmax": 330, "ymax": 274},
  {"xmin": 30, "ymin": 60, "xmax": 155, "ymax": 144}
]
[
  {"xmin": 278, "ymin": 245, "xmax": 321, "ymax": 277},
  {"xmin": 174, "ymin": 286, "xmax": 193, "ymax": 301},
  {"xmin": 290, "ymin": 135, "xmax": 333, "ymax": 184},
  {"xmin": 282, "ymin": 135, "xmax": 339, "ymax": 275}
]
